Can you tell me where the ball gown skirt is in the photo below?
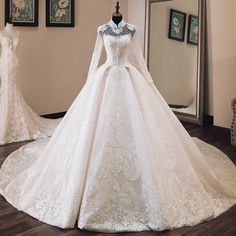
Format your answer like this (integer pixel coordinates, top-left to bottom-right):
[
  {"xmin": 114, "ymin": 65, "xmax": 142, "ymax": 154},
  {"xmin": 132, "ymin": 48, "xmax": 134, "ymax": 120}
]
[{"xmin": 0, "ymin": 21, "xmax": 235, "ymax": 232}]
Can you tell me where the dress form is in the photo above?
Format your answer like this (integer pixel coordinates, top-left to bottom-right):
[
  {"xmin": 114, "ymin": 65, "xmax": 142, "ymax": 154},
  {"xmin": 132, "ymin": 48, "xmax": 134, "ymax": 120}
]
[
  {"xmin": 112, "ymin": 1, "xmax": 123, "ymax": 26},
  {"xmin": 4, "ymin": 23, "xmax": 15, "ymax": 33},
  {"xmin": 3, "ymin": 23, "xmax": 19, "ymax": 38},
  {"xmin": 0, "ymin": 23, "xmax": 19, "ymax": 50}
]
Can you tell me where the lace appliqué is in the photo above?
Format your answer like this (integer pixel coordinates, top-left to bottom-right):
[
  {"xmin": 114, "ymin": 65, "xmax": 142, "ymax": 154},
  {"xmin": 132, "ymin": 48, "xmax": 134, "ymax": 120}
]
[
  {"xmin": 98, "ymin": 23, "xmax": 136, "ymax": 37},
  {"xmin": 23, "ymin": 134, "xmax": 80, "ymax": 227},
  {"xmin": 92, "ymin": 106, "xmax": 140, "ymax": 182}
]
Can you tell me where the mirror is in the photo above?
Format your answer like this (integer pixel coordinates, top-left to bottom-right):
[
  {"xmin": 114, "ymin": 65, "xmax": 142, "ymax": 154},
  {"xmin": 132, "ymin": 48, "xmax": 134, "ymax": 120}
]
[{"xmin": 145, "ymin": 0, "xmax": 206, "ymax": 125}]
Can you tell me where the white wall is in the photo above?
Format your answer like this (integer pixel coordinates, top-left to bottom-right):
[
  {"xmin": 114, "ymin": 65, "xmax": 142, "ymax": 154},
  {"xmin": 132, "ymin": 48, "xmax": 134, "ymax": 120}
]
[
  {"xmin": 0, "ymin": 0, "xmax": 128, "ymax": 115},
  {"xmin": 148, "ymin": 0, "xmax": 198, "ymax": 106},
  {"xmin": 128, "ymin": 0, "xmax": 236, "ymax": 128}
]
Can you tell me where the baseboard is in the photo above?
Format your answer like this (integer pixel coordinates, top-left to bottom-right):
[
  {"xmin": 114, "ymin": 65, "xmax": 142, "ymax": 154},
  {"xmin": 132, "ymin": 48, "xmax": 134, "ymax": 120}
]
[
  {"xmin": 214, "ymin": 125, "xmax": 230, "ymax": 133},
  {"xmin": 203, "ymin": 115, "xmax": 232, "ymax": 133},
  {"xmin": 203, "ymin": 115, "xmax": 214, "ymax": 127},
  {"xmin": 41, "ymin": 111, "xmax": 66, "ymax": 119}
]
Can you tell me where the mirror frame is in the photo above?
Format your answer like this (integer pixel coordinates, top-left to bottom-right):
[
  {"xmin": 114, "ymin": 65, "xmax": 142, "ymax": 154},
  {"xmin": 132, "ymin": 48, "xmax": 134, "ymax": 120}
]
[{"xmin": 144, "ymin": 0, "xmax": 206, "ymax": 125}]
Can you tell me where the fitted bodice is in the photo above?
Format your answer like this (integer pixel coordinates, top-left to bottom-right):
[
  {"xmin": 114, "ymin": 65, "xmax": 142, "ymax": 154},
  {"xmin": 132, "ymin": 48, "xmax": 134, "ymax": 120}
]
[
  {"xmin": 98, "ymin": 20, "xmax": 136, "ymax": 66},
  {"xmin": 103, "ymin": 35, "xmax": 131, "ymax": 65},
  {"xmin": 0, "ymin": 32, "xmax": 18, "ymax": 60},
  {"xmin": 0, "ymin": 32, "xmax": 19, "ymax": 82}
]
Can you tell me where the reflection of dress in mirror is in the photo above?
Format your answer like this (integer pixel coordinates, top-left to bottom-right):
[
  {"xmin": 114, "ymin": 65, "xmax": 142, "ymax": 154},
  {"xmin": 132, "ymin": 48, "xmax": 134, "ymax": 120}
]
[
  {"xmin": 172, "ymin": 99, "xmax": 196, "ymax": 115},
  {"xmin": 0, "ymin": 23, "xmax": 60, "ymax": 145}
]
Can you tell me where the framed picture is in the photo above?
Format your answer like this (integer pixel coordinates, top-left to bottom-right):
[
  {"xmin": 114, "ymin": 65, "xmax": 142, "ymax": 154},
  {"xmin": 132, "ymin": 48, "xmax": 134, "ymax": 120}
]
[
  {"xmin": 5, "ymin": 0, "xmax": 39, "ymax": 26},
  {"xmin": 46, "ymin": 0, "xmax": 75, "ymax": 27},
  {"xmin": 168, "ymin": 9, "xmax": 186, "ymax": 42},
  {"xmin": 187, "ymin": 15, "xmax": 199, "ymax": 45}
]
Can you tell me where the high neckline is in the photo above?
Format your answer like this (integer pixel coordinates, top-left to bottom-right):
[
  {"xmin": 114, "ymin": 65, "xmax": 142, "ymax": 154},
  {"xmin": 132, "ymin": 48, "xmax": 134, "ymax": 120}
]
[{"xmin": 108, "ymin": 19, "xmax": 126, "ymax": 29}]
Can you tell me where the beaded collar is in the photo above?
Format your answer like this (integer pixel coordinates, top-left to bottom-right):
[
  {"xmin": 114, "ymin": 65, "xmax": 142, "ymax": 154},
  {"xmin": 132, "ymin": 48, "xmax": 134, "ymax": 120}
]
[{"xmin": 108, "ymin": 20, "xmax": 126, "ymax": 34}]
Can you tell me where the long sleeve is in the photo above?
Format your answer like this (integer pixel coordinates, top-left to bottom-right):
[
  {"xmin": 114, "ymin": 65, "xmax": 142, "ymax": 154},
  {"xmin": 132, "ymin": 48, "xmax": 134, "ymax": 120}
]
[
  {"xmin": 0, "ymin": 52, "xmax": 1, "ymax": 84},
  {"xmin": 0, "ymin": 33, "xmax": 2, "ymax": 61},
  {"xmin": 130, "ymin": 30, "xmax": 153, "ymax": 83},
  {"xmin": 86, "ymin": 31, "xmax": 104, "ymax": 83}
]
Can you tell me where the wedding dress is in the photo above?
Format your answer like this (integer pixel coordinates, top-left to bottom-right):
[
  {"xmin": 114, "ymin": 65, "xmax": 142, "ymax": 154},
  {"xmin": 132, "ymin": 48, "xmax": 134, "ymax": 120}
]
[
  {"xmin": 0, "ymin": 25, "xmax": 60, "ymax": 145},
  {"xmin": 0, "ymin": 20, "xmax": 235, "ymax": 232}
]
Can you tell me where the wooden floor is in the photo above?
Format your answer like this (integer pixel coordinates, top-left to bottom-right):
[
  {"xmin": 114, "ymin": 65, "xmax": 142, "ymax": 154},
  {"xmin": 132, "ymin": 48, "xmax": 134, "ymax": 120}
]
[{"xmin": 0, "ymin": 123, "xmax": 235, "ymax": 236}]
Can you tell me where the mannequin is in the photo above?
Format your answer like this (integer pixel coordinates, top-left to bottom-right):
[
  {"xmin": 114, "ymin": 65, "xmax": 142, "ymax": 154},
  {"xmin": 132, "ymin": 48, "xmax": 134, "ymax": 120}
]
[
  {"xmin": 4, "ymin": 17, "xmax": 16, "ymax": 33},
  {"xmin": 112, "ymin": 1, "xmax": 123, "ymax": 26},
  {"xmin": 2, "ymin": 18, "xmax": 19, "ymax": 48}
]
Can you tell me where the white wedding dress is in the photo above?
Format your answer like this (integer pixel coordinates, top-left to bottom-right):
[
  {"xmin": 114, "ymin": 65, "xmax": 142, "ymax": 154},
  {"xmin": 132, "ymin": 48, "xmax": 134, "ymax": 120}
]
[
  {"xmin": 0, "ymin": 28, "xmax": 60, "ymax": 145},
  {"xmin": 0, "ymin": 20, "xmax": 235, "ymax": 232}
]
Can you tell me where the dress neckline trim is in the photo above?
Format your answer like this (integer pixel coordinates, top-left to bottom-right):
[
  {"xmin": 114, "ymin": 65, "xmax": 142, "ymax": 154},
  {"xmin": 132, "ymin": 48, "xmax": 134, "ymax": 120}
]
[{"xmin": 108, "ymin": 20, "xmax": 126, "ymax": 30}]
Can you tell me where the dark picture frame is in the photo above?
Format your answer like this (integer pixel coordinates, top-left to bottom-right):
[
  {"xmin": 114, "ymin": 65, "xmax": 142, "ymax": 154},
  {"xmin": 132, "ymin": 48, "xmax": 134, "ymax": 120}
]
[
  {"xmin": 5, "ymin": 0, "xmax": 39, "ymax": 27},
  {"xmin": 168, "ymin": 9, "xmax": 186, "ymax": 42},
  {"xmin": 46, "ymin": 0, "xmax": 75, "ymax": 27},
  {"xmin": 187, "ymin": 15, "xmax": 199, "ymax": 45}
]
